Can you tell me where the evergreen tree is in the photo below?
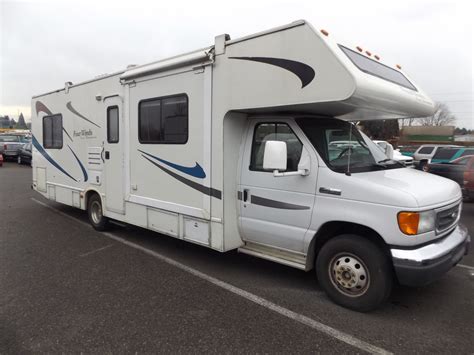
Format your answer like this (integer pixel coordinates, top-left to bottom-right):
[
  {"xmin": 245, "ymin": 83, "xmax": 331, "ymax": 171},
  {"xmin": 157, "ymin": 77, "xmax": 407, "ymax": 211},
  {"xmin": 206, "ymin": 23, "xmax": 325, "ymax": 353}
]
[{"xmin": 17, "ymin": 113, "xmax": 28, "ymax": 129}]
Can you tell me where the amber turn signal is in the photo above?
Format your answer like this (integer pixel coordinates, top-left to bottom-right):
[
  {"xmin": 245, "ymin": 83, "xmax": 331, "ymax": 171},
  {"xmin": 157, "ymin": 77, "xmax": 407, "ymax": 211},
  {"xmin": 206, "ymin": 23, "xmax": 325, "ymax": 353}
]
[{"xmin": 398, "ymin": 212, "xmax": 419, "ymax": 235}]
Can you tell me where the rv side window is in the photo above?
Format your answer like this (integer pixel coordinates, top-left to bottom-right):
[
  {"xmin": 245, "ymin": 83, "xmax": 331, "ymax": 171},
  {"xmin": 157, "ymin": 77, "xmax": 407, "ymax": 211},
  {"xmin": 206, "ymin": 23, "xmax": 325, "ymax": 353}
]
[
  {"xmin": 107, "ymin": 106, "xmax": 119, "ymax": 143},
  {"xmin": 250, "ymin": 123, "xmax": 302, "ymax": 172},
  {"xmin": 139, "ymin": 94, "xmax": 188, "ymax": 144},
  {"xmin": 43, "ymin": 114, "xmax": 63, "ymax": 149}
]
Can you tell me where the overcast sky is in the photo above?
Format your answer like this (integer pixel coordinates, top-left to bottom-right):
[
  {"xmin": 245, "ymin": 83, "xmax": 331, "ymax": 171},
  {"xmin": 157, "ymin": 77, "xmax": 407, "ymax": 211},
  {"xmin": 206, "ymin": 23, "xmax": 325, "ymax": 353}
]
[{"xmin": 1, "ymin": 0, "xmax": 473, "ymax": 128}]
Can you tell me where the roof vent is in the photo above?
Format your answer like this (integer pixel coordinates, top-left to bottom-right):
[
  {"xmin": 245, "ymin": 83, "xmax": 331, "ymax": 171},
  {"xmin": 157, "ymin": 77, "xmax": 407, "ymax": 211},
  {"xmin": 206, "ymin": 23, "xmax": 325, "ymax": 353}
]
[{"xmin": 127, "ymin": 64, "xmax": 137, "ymax": 69}]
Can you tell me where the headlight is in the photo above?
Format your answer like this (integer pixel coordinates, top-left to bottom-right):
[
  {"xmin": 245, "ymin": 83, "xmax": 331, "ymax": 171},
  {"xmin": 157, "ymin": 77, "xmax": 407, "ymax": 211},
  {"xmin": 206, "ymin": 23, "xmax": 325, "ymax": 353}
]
[{"xmin": 397, "ymin": 210, "xmax": 436, "ymax": 235}]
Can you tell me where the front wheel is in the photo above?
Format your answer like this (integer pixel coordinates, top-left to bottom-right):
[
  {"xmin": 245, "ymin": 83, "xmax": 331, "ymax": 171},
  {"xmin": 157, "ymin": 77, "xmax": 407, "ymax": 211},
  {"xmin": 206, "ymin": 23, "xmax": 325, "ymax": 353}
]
[
  {"xmin": 87, "ymin": 194, "xmax": 109, "ymax": 231},
  {"xmin": 419, "ymin": 161, "xmax": 428, "ymax": 172},
  {"xmin": 316, "ymin": 234, "xmax": 392, "ymax": 312}
]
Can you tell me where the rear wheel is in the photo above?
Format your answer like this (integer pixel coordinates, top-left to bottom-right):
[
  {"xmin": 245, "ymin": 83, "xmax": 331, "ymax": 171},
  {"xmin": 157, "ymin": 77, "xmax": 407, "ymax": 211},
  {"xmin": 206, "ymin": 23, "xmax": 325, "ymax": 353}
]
[
  {"xmin": 419, "ymin": 160, "xmax": 428, "ymax": 171},
  {"xmin": 316, "ymin": 234, "xmax": 392, "ymax": 312},
  {"xmin": 87, "ymin": 194, "xmax": 109, "ymax": 231}
]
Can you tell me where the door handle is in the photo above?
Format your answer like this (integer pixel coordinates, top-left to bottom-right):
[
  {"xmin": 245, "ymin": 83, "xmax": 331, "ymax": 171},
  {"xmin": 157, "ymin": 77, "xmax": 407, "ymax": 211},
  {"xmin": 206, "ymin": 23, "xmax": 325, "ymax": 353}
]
[
  {"xmin": 319, "ymin": 187, "xmax": 342, "ymax": 196},
  {"xmin": 243, "ymin": 189, "xmax": 249, "ymax": 202},
  {"xmin": 105, "ymin": 151, "xmax": 110, "ymax": 160}
]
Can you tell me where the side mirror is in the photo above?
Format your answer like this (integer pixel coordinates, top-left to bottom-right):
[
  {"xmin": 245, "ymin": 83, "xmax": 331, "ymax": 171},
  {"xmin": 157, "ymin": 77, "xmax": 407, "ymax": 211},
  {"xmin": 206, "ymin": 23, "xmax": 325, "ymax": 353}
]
[
  {"xmin": 385, "ymin": 143, "xmax": 394, "ymax": 159},
  {"xmin": 263, "ymin": 141, "xmax": 287, "ymax": 171},
  {"xmin": 263, "ymin": 140, "xmax": 310, "ymax": 177}
]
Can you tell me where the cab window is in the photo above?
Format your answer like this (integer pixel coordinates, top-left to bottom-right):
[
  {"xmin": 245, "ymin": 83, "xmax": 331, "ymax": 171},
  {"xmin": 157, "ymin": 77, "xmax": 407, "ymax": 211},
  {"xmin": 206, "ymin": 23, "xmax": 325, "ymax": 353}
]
[{"xmin": 250, "ymin": 123, "xmax": 302, "ymax": 172}]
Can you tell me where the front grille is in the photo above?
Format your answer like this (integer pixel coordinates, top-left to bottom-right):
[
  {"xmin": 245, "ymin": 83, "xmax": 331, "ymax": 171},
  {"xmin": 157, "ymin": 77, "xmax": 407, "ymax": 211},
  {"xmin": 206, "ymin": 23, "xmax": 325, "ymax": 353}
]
[{"xmin": 436, "ymin": 202, "xmax": 461, "ymax": 234}]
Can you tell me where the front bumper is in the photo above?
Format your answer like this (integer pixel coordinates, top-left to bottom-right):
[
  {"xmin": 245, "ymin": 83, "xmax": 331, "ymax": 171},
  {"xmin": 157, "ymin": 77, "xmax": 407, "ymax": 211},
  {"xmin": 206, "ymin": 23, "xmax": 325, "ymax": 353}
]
[{"xmin": 391, "ymin": 224, "xmax": 470, "ymax": 287}]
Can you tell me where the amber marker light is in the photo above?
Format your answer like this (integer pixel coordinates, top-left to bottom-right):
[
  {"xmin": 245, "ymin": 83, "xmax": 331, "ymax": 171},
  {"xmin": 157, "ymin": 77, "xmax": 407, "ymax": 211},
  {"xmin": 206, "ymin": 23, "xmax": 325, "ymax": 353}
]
[
  {"xmin": 374, "ymin": 55, "xmax": 380, "ymax": 60},
  {"xmin": 320, "ymin": 29, "xmax": 329, "ymax": 36},
  {"xmin": 398, "ymin": 212, "xmax": 420, "ymax": 235},
  {"xmin": 365, "ymin": 51, "xmax": 372, "ymax": 56},
  {"xmin": 356, "ymin": 46, "xmax": 363, "ymax": 52},
  {"xmin": 396, "ymin": 64, "xmax": 402, "ymax": 69}
]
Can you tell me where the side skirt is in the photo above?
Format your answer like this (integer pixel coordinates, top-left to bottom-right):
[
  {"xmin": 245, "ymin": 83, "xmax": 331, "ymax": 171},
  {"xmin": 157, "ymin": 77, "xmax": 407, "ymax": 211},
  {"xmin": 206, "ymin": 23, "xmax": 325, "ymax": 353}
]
[{"xmin": 238, "ymin": 241, "xmax": 308, "ymax": 271}]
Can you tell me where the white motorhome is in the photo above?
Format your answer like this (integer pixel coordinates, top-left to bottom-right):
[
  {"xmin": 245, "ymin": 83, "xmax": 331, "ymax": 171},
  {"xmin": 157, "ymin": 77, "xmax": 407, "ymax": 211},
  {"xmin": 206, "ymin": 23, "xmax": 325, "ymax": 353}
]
[{"xmin": 32, "ymin": 20, "xmax": 470, "ymax": 311}]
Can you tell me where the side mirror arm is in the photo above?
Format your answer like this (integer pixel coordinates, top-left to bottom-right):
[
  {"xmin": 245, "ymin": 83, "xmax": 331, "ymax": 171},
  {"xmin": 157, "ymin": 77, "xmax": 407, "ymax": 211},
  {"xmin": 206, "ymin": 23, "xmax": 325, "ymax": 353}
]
[{"xmin": 273, "ymin": 169, "xmax": 309, "ymax": 177}]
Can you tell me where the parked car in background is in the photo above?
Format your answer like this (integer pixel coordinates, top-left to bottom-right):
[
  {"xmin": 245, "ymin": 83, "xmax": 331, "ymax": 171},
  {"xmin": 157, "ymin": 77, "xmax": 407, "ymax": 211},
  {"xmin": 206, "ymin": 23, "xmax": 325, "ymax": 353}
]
[
  {"xmin": 373, "ymin": 140, "xmax": 414, "ymax": 167},
  {"xmin": 17, "ymin": 142, "xmax": 32, "ymax": 166},
  {"xmin": 430, "ymin": 146, "xmax": 474, "ymax": 164},
  {"xmin": 412, "ymin": 144, "xmax": 460, "ymax": 171},
  {"xmin": 398, "ymin": 145, "xmax": 420, "ymax": 157},
  {"xmin": 0, "ymin": 154, "xmax": 3, "ymax": 167},
  {"xmin": 0, "ymin": 135, "xmax": 25, "ymax": 160},
  {"xmin": 427, "ymin": 155, "xmax": 474, "ymax": 201}
]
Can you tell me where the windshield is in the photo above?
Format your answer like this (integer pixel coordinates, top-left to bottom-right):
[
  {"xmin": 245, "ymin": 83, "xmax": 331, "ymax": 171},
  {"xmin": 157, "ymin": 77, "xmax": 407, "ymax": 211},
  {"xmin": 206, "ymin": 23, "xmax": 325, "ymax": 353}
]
[{"xmin": 296, "ymin": 117, "xmax": 403, "ymax": 173}]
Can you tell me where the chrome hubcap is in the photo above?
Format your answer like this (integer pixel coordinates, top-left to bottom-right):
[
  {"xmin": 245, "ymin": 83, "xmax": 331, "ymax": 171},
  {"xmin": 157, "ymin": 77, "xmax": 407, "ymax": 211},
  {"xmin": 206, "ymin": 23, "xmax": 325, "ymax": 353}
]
[
  {"xmin": 90, "ymin": 201, "xmax": 102, "ymax": 224},
  {"xmin": 330, "ymin": 253, "xmax": 369, "ymax": 297}
]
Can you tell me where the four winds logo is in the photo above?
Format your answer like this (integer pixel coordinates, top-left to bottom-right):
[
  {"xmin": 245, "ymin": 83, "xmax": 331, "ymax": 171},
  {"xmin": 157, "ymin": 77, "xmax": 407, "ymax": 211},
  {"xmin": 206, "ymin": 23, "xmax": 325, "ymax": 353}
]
[{"xmin": 73, "ymin": 129, "xmax": 95, "ymax": 138}]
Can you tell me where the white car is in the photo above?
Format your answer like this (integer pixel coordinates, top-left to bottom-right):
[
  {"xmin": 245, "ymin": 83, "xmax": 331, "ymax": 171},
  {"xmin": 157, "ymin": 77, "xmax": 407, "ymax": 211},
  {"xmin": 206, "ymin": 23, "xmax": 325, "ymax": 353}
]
[{"xmin": 373, "ymin": 140, "xmax": 414, "ymax": 167}]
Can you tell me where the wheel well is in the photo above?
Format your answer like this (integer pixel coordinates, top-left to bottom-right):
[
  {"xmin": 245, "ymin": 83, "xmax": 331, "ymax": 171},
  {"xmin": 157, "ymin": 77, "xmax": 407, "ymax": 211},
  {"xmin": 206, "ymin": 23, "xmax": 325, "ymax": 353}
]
[
  {"xmin": 306, "ymin": 222, "xmax": 391, "ymax": 270},
  {"xmin": 84, "ymin": 190, "xmax": 101, "ymax": 210}
]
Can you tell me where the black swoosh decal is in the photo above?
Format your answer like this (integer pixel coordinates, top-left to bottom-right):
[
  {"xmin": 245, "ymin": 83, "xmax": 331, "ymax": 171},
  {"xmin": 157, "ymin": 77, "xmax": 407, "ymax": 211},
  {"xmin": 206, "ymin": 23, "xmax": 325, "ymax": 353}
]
[
  {"xmin": 229, "ymin": 56, "xmax": 315, "ymax": 88},
  {"xmin": 36, "ymin": 101, "xmax": 53, "ymax": 115},
  {"xmin": 66, "ymin": 102, "xmax": 101, "ymax": 128},
  {"xmin": 250, "ymin": 195, "xmax": 310, "ymax": 210},
  {"xmin": 68, "ymin": 145, "xmax": 88, "ymax": 182},
  {"xmin": 63, "ymin": 127, "xmax": 73, "ymax": 141},
  {"xmin": 142, "ymin": 155, "xmax": 222, "ymax": 199}
]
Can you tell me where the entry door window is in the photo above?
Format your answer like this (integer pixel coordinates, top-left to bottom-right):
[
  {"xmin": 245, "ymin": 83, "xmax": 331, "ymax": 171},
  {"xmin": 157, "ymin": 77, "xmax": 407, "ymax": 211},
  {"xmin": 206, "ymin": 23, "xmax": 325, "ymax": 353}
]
[
  {"xmin": 250, "ymin": 123, "xmax": 302, "ymax": 172},
  {"xmin": 107, "ymin": 106, "xmax": 119, "ymax": 143}
]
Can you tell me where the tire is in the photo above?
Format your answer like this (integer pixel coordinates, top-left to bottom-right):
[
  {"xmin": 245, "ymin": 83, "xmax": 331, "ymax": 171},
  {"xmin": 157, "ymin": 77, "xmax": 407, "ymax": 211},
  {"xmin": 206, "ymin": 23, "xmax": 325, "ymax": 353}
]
[
  {"xmin": 419, "ymin": 161, "xmax": 428, "ymax": 171},
  {"xmin": 316, "ymin": 234, "xmax": 392, "ymax": 312},
  {"xmin": 87, "ymin": 194, "xmax": 109, "ymax": 231},
  {"xmin": 17, "ymin": 156, "xmax": 21, "ymax": 164}
]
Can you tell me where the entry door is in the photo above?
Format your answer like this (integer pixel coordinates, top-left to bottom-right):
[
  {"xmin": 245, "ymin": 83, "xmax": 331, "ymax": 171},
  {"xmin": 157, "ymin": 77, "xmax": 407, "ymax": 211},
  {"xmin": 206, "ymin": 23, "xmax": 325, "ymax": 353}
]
[
  {"xmin": 239, "ymin": 120, "xmax": 317, "ymax": 253},
  {"xmin": 104, "ymin": 97, "xmax": 125, "ymax": 213}
]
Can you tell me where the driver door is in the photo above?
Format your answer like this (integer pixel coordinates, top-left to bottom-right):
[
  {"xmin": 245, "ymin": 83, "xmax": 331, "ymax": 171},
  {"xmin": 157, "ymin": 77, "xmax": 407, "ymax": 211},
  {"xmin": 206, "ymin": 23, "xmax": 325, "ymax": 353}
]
[{"xmin": 238, "ymin": 119, "xmax": 318, "ymax": 253}]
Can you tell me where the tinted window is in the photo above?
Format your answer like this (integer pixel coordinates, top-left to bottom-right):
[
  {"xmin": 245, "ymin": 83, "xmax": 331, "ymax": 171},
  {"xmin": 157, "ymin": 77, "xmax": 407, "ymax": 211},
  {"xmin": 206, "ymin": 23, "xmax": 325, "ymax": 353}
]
[
  {"xmin": 339, "ymin": 45, "xmax": 417, "ymax": 91},
  {"xmin": 433, "ymin": 148, "xmax": 459, "ymax": 160},
  {"xmin": 418, "ymin": 146, "xmax": 434, "ymax": 154},
  {"xmin": 107, "ymin": 106, "xmax": 119, "ymax": 143},
  {"xmin": 250, "ymin": 123, "xmax": 302, "ymax": 172},
  {"xmin": 454, "ymin": 157, "xmax": 470, "ymax": 165},
  {"xmin": 460, "ymin": 149, "xmax": 474, "ymax": 158},
  {"xmin": 43, "ymin": 114, "xmax": 63, "ymax": 149},
  {"xmin": 139, "ymin": 94, "xmax": 188, "ymax": 144}
]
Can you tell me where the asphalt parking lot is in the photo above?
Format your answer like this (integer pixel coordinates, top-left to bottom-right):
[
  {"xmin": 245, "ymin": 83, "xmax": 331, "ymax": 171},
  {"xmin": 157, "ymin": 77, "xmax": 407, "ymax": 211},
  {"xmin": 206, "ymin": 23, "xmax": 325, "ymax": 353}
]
[{"xmin": 1, "ymin": 162, "xmax": 473, "ymax": 354}]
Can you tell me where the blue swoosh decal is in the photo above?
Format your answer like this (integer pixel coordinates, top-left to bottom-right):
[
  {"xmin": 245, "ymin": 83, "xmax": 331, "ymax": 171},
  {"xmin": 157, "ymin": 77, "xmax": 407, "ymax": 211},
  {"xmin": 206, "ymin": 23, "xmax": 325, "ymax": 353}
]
[
  {"xmin": 68, "ymin": 145, "xmax": 88, "ymax": 182},
  {"xmin": 138, "ymin": 149, "xmax": 206, "ymax": 179},
  {"xmin": 32, "ymin": 136, "xmax": 77, "ymax": 182}
]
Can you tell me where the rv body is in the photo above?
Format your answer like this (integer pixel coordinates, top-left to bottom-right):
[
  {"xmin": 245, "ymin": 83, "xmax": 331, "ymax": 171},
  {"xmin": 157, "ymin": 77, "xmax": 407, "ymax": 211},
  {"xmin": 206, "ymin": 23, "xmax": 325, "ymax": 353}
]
[{"xmin": 32, "ymin": 20, "xmax": 470, "ymax": 311}]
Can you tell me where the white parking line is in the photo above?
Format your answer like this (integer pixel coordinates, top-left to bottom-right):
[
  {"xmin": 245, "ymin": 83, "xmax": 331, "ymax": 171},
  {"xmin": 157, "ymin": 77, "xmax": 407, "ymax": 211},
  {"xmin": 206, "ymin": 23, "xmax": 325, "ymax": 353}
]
[
  {"xmin": 79, "ymin": 244, "xmax": 114, "ymax": 257},
  {"xmin": 31, "ymin": 197, "xmax": 390, "ymax": 354},
  {"xmin": 457, "ymin": 264, "xmax": 474, "ymax": 271}
]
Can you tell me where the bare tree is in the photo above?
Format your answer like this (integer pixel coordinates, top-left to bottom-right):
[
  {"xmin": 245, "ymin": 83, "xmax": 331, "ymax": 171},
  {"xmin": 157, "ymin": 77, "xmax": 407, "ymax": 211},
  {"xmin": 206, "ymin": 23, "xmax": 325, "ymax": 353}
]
[
  {"xmin": 419, "ymin": 102, "xmax": 456, "ymax": 126},
  {"xmin": 399, "ymin": 117, "xmax": 416, "ymax": 128}
]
